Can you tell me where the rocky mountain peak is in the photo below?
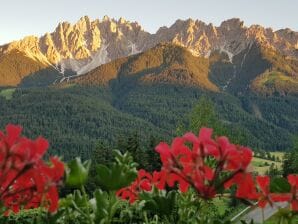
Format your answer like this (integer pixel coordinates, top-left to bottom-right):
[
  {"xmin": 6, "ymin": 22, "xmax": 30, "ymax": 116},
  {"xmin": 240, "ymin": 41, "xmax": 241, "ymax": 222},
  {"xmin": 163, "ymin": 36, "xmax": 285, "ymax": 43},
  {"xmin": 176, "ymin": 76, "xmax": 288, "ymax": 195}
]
[
  {"xmin": 1, "ymin": 16, "xmax": 298, "ymax": 87},
  {"xmin": 220, "ymin": 18, "xmax": 245, "ymax": 30},
  {"xmin": 102, "ymin": 15, "xmax": 110, "ymax": 21},
  {"xmin": 74, "ymin": 16, "xmax": 91, "ymax": 31}
]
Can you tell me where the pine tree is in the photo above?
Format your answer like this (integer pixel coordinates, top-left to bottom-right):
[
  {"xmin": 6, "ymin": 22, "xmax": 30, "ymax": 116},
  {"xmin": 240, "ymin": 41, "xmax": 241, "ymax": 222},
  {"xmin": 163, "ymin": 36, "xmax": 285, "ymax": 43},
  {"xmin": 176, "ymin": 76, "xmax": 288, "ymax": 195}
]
[
  {"xmin": 189, "ymin": 96, "xmax": 221, "ymax": 134},
  {"xmin": 145, "ymin": 135, "xmax": 162, "ymax": 172},
  {"xmin": 283, "ymin": 136, "xmax": 298, "ymax": 177},
  {"xmin": 87, "ymin": 140, "xmax": 113, "ymax": 193}
]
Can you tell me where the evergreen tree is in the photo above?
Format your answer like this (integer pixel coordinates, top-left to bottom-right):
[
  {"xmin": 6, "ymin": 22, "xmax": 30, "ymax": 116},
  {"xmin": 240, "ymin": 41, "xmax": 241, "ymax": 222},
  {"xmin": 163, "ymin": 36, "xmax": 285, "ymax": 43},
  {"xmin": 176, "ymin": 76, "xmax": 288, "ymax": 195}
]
[
  {"xmin": 266, "ymin": 163, "xmax": 280, "ymax": 177},
  {"xmin": 145, "ymin": 135, "xmax": 162, "ymax": 172},
  {"xmin": 189, "ymin": 96, "xmax": 223, "ymax": 135},
  {"xmin": 126, "ymin": 132, "xmax": 142, "ymax": 163},
  {"xmin": 87, "ymin": 140, "xmax": 113, "ymax": 193},
  {"xmin": 283, "ymin": 136, "xmax": 298, "ymax": 177},
  {"xmin": 93, "ymin": 140, "xmax": 114, "ymax": 165},
  {"xmin": 116, "ymin": 132, "xmax": 143, "ymax": 167}
]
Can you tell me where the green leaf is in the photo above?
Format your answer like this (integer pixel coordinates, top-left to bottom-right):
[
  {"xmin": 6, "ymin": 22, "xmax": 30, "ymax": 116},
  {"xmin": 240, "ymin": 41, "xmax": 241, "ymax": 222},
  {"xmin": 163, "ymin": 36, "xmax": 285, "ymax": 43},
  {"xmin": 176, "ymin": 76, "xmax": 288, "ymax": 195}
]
[
  {"xmin": 94, "ymin": 150, "xmax": 137, "ymax": 191},
  {"xmin": 270, "ymin": 177, "xmax": 291, "ymax": 193},
  {"xmin": 95, "ymin": 164, "xmax": 137, "ymax": 191},
  {"xmin": 140, "ymin": 190, "xmax": 177, "ymax": 217},
  {"xmin": 65, "ymin": 158, "xmax": 91, "ymax": 188},
  {"xmin": 93, "ymin": 189, "xmax": 122, "ymax": 223},
  {"xmin": 93, "ymin": 189, "xmax": 109, "ymax": 221}
]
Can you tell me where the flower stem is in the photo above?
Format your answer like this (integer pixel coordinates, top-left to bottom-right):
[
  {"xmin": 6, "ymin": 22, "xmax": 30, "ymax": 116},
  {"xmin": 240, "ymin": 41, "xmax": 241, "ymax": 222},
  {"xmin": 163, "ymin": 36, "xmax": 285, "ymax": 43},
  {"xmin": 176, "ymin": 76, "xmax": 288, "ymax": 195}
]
[{"xmin": 81, "ymin": 186, "xmax": 93, "ymax": 224}]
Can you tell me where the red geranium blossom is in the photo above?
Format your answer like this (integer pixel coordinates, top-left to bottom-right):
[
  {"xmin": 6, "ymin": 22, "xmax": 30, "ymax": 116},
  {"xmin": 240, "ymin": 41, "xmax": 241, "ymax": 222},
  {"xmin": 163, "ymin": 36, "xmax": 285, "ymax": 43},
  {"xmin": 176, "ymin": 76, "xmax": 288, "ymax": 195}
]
[
  {"xmin": 0, "ymin": 124, "xmax": 64, "ymax": 214},
  {"xmin": 116, "ymin": 127, "xmax": 298, "ymax": 213},
  {"xmin": 224, "ymin": 172, "xmax": 257, "ymax": 200},
  {"xmin": 287, "ymin": 174, "xmax": 298, "ymax": 211},
  {"xmin": 117, "ymin": 169, "xmax": 190, "ymax": 203},
  {"xmin": 116, "ymin": 169, "xmax": 153, "ymax": 203},
  {"xmin": 256, "ymin": 176, "xmax": 272, "ymax": 207},
  {"xmin": 156, "ymin": 128, "xmax": 255, "ymax": 199},
  {"xmin": 117, "ymin": 128, "xmax": 257, "ymax": 202}
]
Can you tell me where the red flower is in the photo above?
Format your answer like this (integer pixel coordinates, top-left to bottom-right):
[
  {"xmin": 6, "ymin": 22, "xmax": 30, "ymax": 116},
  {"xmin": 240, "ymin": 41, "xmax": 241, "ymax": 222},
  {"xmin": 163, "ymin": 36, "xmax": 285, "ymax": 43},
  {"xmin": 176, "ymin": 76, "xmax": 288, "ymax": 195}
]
[
  {"xmin": 256, "ymin": 176, "xmax": 272, "ymax": 208},
  {"xmin": 155, "ymin": 127, "xmax": 255, "ymax": 200},
  {"xmin": 155, "ymin": 142, "xmax": 174, "ymax": 172},
  {"xmin": 0, "ymin": 124, "xmax": 64, "ymax": 214},
  {"xmin": 152, "ymin": 170, "xmax": 167, "ymax": 190},
  {"xmin": 224, "ymin": 172, "xmax": 257, "ymax": 200},
  {"xmin": 167, "ymin": 173, "xmax": 189, "ymax": 193},
  {"xmin": 287, "ymin": 175, "xmax": 298, "ymax": 211},
  {"xmin": 116, "ymin": 188, "xmax": 138, "ymax": 204},
  {"xmin": 117, "ymin": 127, "xmax": 298, "ymax": 213},
  {"xmin": 116, "ymin": 169, "xmax": 153, "ymax": 203},
  {"xmin": 254, "ymin": 176, "xmax": 290, "ymax": 208},
  {"xmin": 183, "ymin": 127, "xmax": 218, "ymax": 158}
]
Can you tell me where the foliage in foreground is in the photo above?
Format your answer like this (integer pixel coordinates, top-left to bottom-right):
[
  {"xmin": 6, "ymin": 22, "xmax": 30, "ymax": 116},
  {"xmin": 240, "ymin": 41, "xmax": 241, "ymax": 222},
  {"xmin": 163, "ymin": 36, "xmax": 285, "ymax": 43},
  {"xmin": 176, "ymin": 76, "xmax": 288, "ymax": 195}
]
[{"xmin": 1, "ymin": 124, "xmax": 298, "ymax": 223}]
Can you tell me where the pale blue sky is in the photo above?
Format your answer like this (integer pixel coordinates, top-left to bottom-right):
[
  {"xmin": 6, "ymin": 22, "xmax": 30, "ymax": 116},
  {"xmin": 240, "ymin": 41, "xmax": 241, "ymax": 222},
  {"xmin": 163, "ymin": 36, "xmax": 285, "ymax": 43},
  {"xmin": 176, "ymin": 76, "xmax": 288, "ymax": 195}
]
[{"xmin": 0, "ymin": 0, "xmax": 297, "ymax": 45}]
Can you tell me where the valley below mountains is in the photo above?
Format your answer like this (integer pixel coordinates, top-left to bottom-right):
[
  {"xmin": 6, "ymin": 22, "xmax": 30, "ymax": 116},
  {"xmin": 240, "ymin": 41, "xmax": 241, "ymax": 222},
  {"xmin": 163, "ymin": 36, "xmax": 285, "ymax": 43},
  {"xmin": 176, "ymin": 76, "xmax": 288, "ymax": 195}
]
[{"xmin": 0, "ymin": 16, "xmax": 297, "ymax": 159}]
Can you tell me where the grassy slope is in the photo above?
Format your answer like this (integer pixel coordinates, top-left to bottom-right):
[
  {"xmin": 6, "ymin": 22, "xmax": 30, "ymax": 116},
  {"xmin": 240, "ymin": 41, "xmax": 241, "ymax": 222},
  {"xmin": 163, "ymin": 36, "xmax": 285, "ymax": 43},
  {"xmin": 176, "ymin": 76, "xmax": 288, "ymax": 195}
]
[
  {"xmin": 252, "ymin": 158, "xmax": 282, "ymax": 175},
  {"xmin": 251, "ymin": 71, "xmax": 298, "ymax": 95},
  {"xmin": 0, "ymin": 50, "xmax": 47, "ymax": 86},
  {"xmin": 0, "ymin": 88, "xmax": 15, "ymax": 100},
  {"xmin": 252, "ymin": 152, "xmax": 284, "ymax": 175},
  {"xmin": 250, "ymin": 46, "xmax": 298, "ymax": 96},
  {"xmin": 72, "ymin": 43, "xmax": 218, "ymax": 91}
]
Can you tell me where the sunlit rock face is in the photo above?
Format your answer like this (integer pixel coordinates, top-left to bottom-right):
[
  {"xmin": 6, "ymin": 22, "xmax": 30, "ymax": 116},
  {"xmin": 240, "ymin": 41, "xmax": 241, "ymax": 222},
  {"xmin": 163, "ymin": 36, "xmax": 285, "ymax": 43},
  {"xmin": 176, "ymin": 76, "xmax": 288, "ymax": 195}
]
[
  {"xmin": 0, "ymin": 16, "xmax": 298, "ymax": 86},
  {"xmin": 0, "ymin": 16, "xmax": 150, "ymax": 81},
  {"xmin": 147, "ymin": 18, "xmax": 298, "ymax": 60}
]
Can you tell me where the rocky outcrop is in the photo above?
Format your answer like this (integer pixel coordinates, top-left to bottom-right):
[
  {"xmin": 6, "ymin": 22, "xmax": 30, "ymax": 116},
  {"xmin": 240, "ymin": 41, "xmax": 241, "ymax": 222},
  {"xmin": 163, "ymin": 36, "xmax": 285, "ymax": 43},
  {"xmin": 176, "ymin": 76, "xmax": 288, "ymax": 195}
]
[
  {"xmin": 69, "ymin": 43, "xmax": 218, "ymax": 91},
  {"xmin": 148, "ymin": 18, "xmax": 298, "ymax": 59}
]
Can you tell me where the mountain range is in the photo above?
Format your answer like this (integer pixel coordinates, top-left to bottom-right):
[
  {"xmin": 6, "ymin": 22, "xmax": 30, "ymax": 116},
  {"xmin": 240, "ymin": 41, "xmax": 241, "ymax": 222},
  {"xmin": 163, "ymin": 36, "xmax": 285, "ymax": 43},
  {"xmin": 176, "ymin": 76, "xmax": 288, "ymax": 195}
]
[
  {"xmin": 0, "ymin": 16, "xmax": 297, "ymax": 159},
  {"xmin": 0, "ymin": 16, "xmax": 297, "ymax": 95}
]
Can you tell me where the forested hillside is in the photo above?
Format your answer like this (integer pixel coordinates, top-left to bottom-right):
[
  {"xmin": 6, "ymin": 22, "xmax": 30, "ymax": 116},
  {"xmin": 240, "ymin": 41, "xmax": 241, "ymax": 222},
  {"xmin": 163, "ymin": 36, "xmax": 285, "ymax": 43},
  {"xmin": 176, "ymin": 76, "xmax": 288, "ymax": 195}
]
[
  {"xmin": 0, "ymin": 83, "xmax": 297, "ymax": 161},
  {"xmin": 0, "ymin": 44, "xmax": 297, "ymax": 161}
]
